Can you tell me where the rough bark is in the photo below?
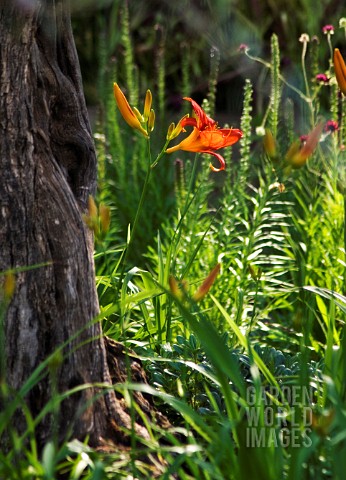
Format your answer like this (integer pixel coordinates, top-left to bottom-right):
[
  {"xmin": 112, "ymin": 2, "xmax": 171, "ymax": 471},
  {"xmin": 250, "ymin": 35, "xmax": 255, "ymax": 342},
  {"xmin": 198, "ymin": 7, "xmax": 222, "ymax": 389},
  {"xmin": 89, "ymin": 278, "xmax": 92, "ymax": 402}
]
[{"xmin": 0, "ymin": 0, "xmax": 155, "ymax": 449}]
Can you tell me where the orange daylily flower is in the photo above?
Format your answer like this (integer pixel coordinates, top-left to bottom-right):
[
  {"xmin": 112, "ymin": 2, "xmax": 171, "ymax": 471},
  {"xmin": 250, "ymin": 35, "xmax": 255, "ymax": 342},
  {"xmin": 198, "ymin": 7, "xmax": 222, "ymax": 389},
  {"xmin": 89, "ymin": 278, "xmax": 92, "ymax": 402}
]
[
  {"xmin": 166, "ymin": 98, "xmax": 243, "ymax": 171},
  {"xmin": 113, "ymin": 82, "xmax": 149, "ymax": 137},
  {"xmin": 334, "ymin": 48, "xmax": 346, "ymax": 95}
]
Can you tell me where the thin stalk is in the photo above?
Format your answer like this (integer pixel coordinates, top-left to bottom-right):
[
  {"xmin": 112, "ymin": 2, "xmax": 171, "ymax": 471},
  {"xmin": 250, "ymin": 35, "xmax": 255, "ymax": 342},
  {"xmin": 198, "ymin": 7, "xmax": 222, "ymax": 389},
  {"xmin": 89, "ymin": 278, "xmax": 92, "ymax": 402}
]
[
  {"xmin": 117, "ymin": 140, "xmax": 169, "ymax": 294},
  {"xmin": 301, "ymin": 39, "xmax": 315, "ymax": 126},
  {"xmin": 117, "ymin": 139, "xmax": 152, "ymax": 292},
  {"xmin": 245, "ymin": 51, "xmax": 312, "ymax": 104},
  {"xmin": 164, "ymin": 156, "xmax": 200, "ymax": 342}
]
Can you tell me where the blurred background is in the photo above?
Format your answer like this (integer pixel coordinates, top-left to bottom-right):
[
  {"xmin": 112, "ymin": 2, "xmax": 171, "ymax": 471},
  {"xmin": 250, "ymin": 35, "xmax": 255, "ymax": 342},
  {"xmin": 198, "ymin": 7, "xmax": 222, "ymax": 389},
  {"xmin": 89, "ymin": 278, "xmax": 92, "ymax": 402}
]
[{"xmin": 71, "ymin": 0, "xmax": 345, "ymax": 127}]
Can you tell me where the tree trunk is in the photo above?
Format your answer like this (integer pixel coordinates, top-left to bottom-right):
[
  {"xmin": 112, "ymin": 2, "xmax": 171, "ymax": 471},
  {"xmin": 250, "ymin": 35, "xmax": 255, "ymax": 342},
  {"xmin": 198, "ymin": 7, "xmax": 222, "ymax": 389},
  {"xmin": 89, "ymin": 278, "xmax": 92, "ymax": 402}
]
[{"xmin": 0, "ymin": 0, "xmax": 152, "ymax": 449}]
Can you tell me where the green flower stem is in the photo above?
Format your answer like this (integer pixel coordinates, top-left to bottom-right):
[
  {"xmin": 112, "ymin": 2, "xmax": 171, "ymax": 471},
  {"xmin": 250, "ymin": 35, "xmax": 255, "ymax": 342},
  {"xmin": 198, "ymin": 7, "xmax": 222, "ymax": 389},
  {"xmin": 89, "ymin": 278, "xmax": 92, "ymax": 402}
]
[
  {"xmin": 301, "ymin": 40, "xmax": 315, "ymax": 126},
  {"xmin": 117, "ymin": 138, "xmax": 153, "ymax": 291},
  {"xmin": 326, "ymin": 33, "xmax": 334, "ymax": 67},
  {"xmin": 117, "ymin": 139, "xmax": 170, "ymax": 294},
  {"xmin": 150, "ymin": 139, "xmax": 170, "ymax": 169},
  {"xmin": 245, "ymin": 51, "xmax": 312, "ymax": 104}
]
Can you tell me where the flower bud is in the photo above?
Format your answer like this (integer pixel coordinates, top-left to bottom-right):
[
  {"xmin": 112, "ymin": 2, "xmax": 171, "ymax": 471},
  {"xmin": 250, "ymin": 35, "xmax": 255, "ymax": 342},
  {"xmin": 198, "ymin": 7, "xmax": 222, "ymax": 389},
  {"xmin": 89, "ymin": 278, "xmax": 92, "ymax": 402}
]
[
  {"xmin": 99, "ymin": 205, "xmax": 111, "ymax": 233},
  {"xmin": 285, "ymin": 122, "xmax": 323, "ymax": 169},
  {"xmin": 334, "ymin": 49, "xmax": 346, "ymax": 95},
  {"xmin": 148, "ymin": 109, "xmax": 155, "ymax": 132},
  {"xmin": 3, "ymin": 272, "xmax": 16, "ymax": 300},
  {"xmin": 143, "ymin": 89, "xmax": 153, "ymax": 121},
  {"xmin": 263, "ymin": 129, "xmax": 277, "ymax": 159},
  {"xmin": 166, "ymin": 115, "xmax": 189, "ymax": 141},
  {"xmin": 133, "ymin": 107, "xmax": 145, "ymax": 123},
  {"xmin": 193, "ymin": 264, "xmax": 221, "ymax": 302}
]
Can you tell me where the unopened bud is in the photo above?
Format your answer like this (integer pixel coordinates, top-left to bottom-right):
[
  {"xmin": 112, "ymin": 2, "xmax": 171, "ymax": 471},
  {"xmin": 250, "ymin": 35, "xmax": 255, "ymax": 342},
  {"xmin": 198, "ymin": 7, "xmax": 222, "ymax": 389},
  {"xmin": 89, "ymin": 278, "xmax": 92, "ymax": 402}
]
[
  {"xmin": 285, "ymin": 122, "xmax": 323, "ymax": 169},
  {"xmin": 148, "ymin": 109, "xmax": 155, "ymax": 132},
  {"xmin": 143, "ymin": 90, "xmax": 153, "ymax": 121},
  {"xmin": 193, "ymin": 264, "xmax": 221, "ymax": 302},
  {"xmin": 87, "ymin": 195, "xmax": 98, "ymax": 219},
  {"xmin": 84, "ymin": 196, "xmax": 99, "ymax": 235},
  {"xmin": 169, "ymin": 276, "xmax": 183, "ymax": 300},
  {"xmin": 133, "ymin": 107, "xmax": 145, "ymax": 123},
  {"xmin": 334, "ymin": 49, "xmax": 346, "ymax": 95},
  {"xmin": 263, "ymin": 129, "xmax": 277, "ymax": 159},
  {"xmin": 248, "ymin": 265, "xmax": 262, "ymax": 281},
  {"xmin": 3, "ymin": 272, "xmax": 16, "ymax": 300},
  {"xmin": 166, "ymin": 115, "xmax": 189, "ymax": 141},
  {"xmin": 99, "ymin": 205, "xmax": 111, "ymax": 233}
]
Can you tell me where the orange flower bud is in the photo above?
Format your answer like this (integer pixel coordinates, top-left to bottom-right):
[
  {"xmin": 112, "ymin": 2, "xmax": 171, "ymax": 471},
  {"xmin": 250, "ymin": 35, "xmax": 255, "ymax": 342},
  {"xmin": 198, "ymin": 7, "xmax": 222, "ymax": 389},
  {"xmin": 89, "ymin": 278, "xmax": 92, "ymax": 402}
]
[
  {"xmin": 87, "ymin": 195, "xmax": 98, "ymax": 219},
  {"xmin": 3, "ymin": 272, "xmax": 16, "ymax": 300},
  {"xmin": 334, "ymin": 48, "xmax": 346, "ymax": 95},
  {"xmin": 113, "ymin": 82, "xmax": 148, "ymax": 137},
  {"xmin": 132, "ymin": 107, "xmax": 145, "ymax": 123},
  {"xmin": 193, "ymin": 263, "xmax": 221, "ymax": 302},
  {"xmin": 99, "ymin": 205, "xmax": 111, "ymax": 233},
  {"xmin": 166, "ymin": 115, "xmax": 189, "ymax": 141},
  {"xmin": 285, "ymin": 122, "xmax": 323, "ymax": 169},
  {"xmin": 148, "ymin": 109, "xmax": 155, "ymax": 132},
  {"xmin": 169, "ymin": 276, "xmax": 183, "ymax": 300},
  {"xmin": 143, "ymin": 89, "xmax": 153, "ymax": 121},
  {"xmin": 83, "ymin": 195, "xmax": 99, "ymax": 234},
  {"xmin": 263, "ymin": 129, "xmax": 277, "ymax": 159}
]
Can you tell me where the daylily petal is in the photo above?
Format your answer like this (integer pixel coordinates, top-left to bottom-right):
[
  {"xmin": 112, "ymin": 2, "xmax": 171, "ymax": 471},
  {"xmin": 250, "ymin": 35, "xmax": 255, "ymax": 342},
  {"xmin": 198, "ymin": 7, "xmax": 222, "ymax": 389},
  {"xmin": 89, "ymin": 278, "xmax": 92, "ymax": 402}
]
[
  {"xmin": 113, "ymin": 82, "xmax": 148, "ymax": 137},
  {"xmin": 299, "ymin": 122, "xmax": 324, "ymax": 158},
  {"xmin": 200, "ymin": 129, "xmax": 243, "ymax": 149},
  {"xmin": 334, "ymin": 48, "xmax": 346, "ymax": 95},
  {"xmin": 206, "ymin": 151, "xmax": 226, "ymax": 172},
  {"xmin": 183, "ymin": 97, "xmax": 216, "ymax": 129},
  {"xmin": 166, "ymin": 127, "xmax": 202, "ymax": 153},
  {"xmin": 181, "ymin": 117, "xmax": 198, "ymax": 128}
]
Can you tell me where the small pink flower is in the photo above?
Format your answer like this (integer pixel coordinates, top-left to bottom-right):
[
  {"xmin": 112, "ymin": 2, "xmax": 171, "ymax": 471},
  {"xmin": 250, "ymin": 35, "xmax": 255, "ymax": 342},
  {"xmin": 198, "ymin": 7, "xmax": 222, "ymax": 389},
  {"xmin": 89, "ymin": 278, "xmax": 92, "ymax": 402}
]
[
  {"xmin": 322, "ymin": 25, "xmax": 334, "ymax": 34},
  {"xmin": 324, "ymin": 120, "xmax": 339, "ymax": 133},
  {"xmin": 239, "ymin": 43, "xmax": 249, "ymax": 53},
  {"xmin": 300, "ymin": 135, "xmax": 308, "ymax": 144},
  {"xmin": 315, "ymin": 73, "xmax": 329, "ymax": 83}
]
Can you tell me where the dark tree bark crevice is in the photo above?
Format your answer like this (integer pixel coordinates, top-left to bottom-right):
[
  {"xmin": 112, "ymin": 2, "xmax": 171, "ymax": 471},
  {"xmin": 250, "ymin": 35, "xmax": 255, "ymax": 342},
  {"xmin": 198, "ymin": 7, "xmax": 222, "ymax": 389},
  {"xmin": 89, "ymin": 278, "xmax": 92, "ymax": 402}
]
[{"xmin": 0, "ymin": 0, "xmax": 167, "ymax": 454}]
